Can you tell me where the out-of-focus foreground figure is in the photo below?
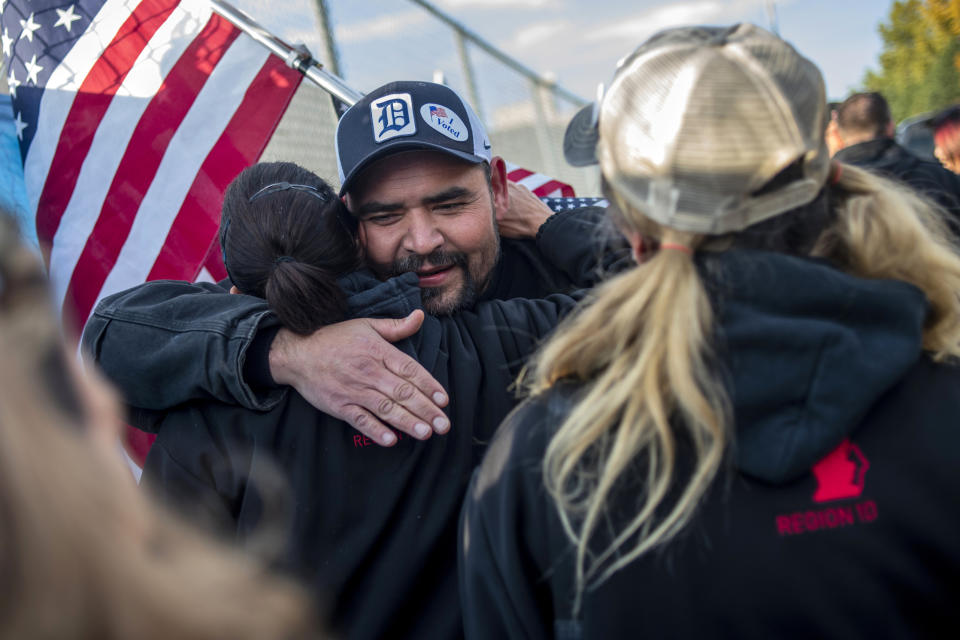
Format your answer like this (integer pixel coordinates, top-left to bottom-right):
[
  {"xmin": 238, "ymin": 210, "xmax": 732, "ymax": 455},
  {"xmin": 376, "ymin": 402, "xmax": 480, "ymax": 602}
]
[
  {"xmin": 0, "ymin": 212, "xmax": 317, "ymax": 640},
  {"xmin": 460, "ymin": 23, "xmax": 960, "ymax": 639}
]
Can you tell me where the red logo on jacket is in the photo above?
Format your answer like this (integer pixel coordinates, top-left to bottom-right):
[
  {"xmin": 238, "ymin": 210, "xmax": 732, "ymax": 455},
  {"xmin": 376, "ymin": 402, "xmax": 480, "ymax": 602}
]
[
  {"xmin": 774, "ymin": 438, "xmax": 878, "ymax": 536},
  {"xmin": 812, "ymin": 439, "xmax": 869, "ymax": 503}
]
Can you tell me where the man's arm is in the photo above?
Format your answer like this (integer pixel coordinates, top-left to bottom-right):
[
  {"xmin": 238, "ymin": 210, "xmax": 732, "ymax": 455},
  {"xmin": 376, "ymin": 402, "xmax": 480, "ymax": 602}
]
[
  {"xmin": 83, "ymin": 280, "xmax": 280, "ymax": 412},
  {"xmin": 501, "ymin": 182, "xmax": 630, "ymax": 288},
  {"xmin": 82, "ymin": 281, "xmax": 449, "ymax": 443},
  {"xmin": 267, "ymin": 312, "xmax": 450, "ymax": 447}
]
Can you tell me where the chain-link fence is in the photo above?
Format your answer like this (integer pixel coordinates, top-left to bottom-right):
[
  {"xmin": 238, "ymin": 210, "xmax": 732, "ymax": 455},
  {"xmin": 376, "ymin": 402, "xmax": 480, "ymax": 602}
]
[
  {"xmin": 0, "ymin": 0, "xmax": 604, "ymax": 195},
  {"xmin": 242, "ymin": 0, "xmax": 603, "ymax": 196}
]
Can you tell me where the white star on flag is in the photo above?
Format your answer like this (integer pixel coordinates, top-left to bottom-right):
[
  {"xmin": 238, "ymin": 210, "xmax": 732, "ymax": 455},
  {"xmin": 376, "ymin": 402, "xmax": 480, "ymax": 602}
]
[
  {"xmin": 18, "ymin": 11, "xmax": 39, "ymax": 43},
  {"xmin": 23, "ymin": 53, "xmax": 43, "ymax": 85},
  {"xmin": 13, "ymin": 111, "xmax": 27, "ymax": 140},
  {"xmin": 7, "ymin": 67, "xmax": 21, "ymax": 98},
  {"xmin": 54, "ymin": 5, "xmax": 81, "ymax": 33},
  {"xmin": 1, "ymin": 27, "xmax": 13, "ymax": 57}
]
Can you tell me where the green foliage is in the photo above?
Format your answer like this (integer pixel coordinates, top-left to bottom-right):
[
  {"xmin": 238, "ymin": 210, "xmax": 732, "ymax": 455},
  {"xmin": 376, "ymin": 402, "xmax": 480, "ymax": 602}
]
[{"xmin": 863, "ymin": 0, "xmax": 960, "ymax": 122}]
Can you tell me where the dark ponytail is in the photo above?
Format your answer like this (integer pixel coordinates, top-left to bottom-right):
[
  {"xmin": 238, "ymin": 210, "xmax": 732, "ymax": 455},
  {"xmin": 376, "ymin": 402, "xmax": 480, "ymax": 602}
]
[{"xmin": 220, "ymin": 162, "xmax": 360, "ymax": 334}]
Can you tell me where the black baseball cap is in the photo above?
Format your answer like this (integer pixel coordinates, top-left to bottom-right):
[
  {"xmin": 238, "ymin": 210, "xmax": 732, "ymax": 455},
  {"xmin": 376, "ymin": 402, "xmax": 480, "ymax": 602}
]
[{"xmin": 335, "ymin": 81, "xmax": 492, "ymax": 197}]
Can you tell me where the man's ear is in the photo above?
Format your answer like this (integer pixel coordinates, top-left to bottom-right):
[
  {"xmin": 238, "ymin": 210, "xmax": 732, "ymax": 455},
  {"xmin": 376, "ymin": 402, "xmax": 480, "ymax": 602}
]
[
  {"xmin": 489, "ymin": 156, "xmax": 509, "ymax": 219},
  {"xmin": 229, "ymin": 285, "xmax": 240, "ymax": 295},
  {"xmin": 356, "ymin": 218, "xmax": 368, "ymax": 250}
]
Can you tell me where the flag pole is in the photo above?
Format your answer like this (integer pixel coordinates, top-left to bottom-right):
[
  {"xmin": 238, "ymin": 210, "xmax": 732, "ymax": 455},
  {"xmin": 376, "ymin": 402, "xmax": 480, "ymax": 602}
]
[{"xmin": 208, "ymin": 0, "xmax": 362, "ymax": 106}]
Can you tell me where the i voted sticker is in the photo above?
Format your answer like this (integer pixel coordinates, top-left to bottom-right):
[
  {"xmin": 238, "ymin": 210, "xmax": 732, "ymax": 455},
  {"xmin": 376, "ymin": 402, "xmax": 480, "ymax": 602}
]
[{"xmin": 420, "ymin": 103, "xmax": 469, "ymax": 142}]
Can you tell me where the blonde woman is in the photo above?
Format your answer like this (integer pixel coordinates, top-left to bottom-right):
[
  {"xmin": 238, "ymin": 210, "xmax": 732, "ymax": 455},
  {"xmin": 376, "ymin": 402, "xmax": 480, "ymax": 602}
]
[
  {"xmin": 0, "ymin": 212, "xmax": 318, "ymax": 640},
  {"xmin": 459, "ymin": 24, "xmax": 960, "ymax": 639}
]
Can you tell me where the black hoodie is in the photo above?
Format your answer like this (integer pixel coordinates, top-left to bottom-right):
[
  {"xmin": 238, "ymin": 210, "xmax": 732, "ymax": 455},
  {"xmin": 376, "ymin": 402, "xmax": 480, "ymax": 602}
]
[
  {"xmin": 459, "ymin": 251, "xmax": 960, "ymax": 639},
  {"xmin": 143, "ymin": 270, "xmax": 581, "ymax": 640}
]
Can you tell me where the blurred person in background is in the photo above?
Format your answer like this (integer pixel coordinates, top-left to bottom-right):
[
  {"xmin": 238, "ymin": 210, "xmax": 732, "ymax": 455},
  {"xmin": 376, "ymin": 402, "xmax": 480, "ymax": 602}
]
[
  {"xmin": 460, "ymin": 24, "xmax": 960, "ymax": 639},
  {"xmin": 828, "ymin": 92, "xmax": 960, "ymax": 232},
  {"xmin": 933, "ymin": 104, "xmax": 960, "ymax": 175},
  {"xmin": 0, "ymin": 212, "xmax": 318, "ymax": 640}
]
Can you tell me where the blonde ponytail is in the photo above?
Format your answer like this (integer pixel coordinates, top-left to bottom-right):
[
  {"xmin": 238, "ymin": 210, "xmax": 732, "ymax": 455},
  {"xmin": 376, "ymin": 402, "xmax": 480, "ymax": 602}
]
[{"xmin": 527, "ymin": 224, "xmax": 729, "ymax": 613}]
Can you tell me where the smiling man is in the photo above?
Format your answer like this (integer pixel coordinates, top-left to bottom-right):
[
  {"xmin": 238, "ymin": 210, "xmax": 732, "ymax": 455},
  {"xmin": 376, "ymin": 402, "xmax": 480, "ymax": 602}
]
[
  {"xmin": 348, "ymin": 150, "xmax": 502, "ymax": 314},
  {"xmin": 337, "ymin": 82, "xmax": 528, "ymax": 316}
]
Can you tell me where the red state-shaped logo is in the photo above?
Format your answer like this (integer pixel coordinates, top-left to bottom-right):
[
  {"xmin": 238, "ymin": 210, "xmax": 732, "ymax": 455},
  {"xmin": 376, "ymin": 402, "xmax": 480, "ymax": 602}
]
[{"xmin": 811, "ymin": 438, "xmax": 869, "ymax": 503}]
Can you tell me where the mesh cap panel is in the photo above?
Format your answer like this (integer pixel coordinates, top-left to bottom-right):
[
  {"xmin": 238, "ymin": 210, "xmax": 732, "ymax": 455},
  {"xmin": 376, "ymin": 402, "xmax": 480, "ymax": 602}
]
[{"xmin": 586, "ymin": 23, "xmax": 829, "ymax": 234}]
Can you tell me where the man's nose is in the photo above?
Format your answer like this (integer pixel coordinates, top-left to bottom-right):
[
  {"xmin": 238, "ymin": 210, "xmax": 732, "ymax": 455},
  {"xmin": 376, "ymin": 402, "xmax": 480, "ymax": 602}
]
[{"xmin": 403, "ymin": 210, "xmax": 444, "ymax": 256}]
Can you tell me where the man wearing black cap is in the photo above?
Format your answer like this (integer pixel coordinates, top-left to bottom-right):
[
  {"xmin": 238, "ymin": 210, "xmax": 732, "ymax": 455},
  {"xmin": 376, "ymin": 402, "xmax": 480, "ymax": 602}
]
[
  {"xmin": 84, "ymin": 80, "xmax": 609, "ymax": 444},
  {"xmin": 336, "ymin": 81, "xmax": 520, "ymax": 318}
]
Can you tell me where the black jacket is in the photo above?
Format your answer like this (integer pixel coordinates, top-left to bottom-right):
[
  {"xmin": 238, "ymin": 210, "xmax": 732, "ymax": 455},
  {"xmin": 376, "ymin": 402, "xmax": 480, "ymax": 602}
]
[
  {"xmin": 460, "ymin": 250, "xmax": 960, "ymax": 639},
  {"xmin": 144, "ymin": 270, "xmax": 581, "ymax": 640},
  {"xmin": 82, "ymin": 207, "xmax": 617, "ymax": 416},
  {"xmin": 82, "ymin": 206, "xmax": 617, "ymax": 640},
  {"xmin": 835, "ymin": 137, "xmax": 960, "ymax": 232}
]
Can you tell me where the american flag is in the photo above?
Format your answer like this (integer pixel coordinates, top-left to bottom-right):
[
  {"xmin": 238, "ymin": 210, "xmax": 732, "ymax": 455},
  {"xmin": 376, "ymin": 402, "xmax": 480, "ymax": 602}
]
[
  {"xmin": 505, "ymin": 160, "xmax": 577, "ymax": 198},
  {"xmin": 2, "ymin": 0, "xmax": 302, "ymax": 336},
  {"xmin": 540, "ymin": 196, "xmax": 607, "ymax": 212}
]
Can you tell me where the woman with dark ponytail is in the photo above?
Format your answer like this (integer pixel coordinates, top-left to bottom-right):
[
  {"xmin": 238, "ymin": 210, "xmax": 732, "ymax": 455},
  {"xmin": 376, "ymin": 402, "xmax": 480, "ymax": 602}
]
[{"xmin": 219, "ymin": 161, "xmax": 358, "ymax": 333}]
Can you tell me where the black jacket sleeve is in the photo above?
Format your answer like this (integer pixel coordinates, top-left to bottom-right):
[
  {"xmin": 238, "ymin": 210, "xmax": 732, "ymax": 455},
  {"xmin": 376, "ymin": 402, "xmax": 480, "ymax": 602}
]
[
  {"xmin": 459, "ymin": 399, "xmax": 557, "ymax": 640},
  {"xmin": 536, "ymin": 205, "xmax": 631, "ymax": 288},
  {"xmin": 81, "ymin": 280, "xmax": 284, "ymax": 418},
  {"xmin": 470, "ymin": 291, "xmax": 583, "ymax": 376}
]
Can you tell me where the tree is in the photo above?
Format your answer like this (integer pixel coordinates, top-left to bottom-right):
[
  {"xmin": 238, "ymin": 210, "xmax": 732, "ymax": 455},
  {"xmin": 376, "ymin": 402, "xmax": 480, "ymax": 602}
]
[{"xmin": 864, "ymin": 0, "xmax": 960, "ymax": 122}]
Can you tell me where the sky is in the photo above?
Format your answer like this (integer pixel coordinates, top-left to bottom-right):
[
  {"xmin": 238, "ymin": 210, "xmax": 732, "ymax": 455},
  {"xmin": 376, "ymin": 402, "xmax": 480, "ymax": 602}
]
[{"xmin": 233, "ymin": 0, "xmax": 893, "ymax": 104}]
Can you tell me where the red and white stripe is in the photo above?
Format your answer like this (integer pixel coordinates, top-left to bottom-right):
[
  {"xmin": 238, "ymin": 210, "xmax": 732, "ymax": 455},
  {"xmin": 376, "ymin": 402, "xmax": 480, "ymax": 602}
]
[
  {"xmin": 505, "ymin": 161, "xmax": 576, "ymax": 197},
  {"xmin": 27, "ymin": 0, "xmax": 300, "ymax": 335}
]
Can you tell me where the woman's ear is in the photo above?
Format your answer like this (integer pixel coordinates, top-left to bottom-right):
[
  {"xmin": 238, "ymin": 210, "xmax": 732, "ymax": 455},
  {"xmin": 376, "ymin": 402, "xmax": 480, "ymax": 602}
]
[
  {"xmin": 229, "ymin": 285, "xmax": 240, "ymax": 295},
  {"xmin": 626, "ymin": 231, "xmax": 645, "ymax": 263}
]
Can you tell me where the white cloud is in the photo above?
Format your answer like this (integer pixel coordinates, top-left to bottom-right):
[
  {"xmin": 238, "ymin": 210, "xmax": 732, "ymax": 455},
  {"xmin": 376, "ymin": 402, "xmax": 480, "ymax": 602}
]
[
  {"xmin": 511, "ymin": 20, "xmax": 570, "ymax": 49},
  {"xmin": 436, "ymin": 0, "xmax": 554, "ymax": 8},
  {"xmin": 586, "ymin": 1, "xmax": 720, "ymax": 42},
  {"xmin": 585, "ymin": 0, "xmax": 770, "ymax": 43},
  {"xmin": 335, "ymin": 10, "xmax": 428, "ymax": 43}
]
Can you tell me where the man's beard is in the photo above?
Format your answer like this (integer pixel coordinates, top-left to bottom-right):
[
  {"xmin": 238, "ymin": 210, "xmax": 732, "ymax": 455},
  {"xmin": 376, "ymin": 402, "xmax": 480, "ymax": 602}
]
[{"xmin": 390, "ymin": 249, "xmax": 479, "ymax": 315}]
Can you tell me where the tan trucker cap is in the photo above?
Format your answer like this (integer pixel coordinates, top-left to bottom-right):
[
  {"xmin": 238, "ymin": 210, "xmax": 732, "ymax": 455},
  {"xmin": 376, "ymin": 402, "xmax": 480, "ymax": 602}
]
[{"xmin": 564, "ymin": 23, "xmax": 831, "ymax": 234}]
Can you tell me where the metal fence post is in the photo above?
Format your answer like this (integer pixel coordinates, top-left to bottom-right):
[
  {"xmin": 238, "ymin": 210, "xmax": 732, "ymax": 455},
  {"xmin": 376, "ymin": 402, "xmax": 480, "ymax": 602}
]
[
  {"xmin": 530, "ymin": 77, "xmax": 560, "ymax": 178},
  {"xmin": 454, "ymin": 30, "xmax": 484, "ymax": 123},
  {"xmin": 311, "ymin": 0, "xmax": 343, "ymax": 76}
]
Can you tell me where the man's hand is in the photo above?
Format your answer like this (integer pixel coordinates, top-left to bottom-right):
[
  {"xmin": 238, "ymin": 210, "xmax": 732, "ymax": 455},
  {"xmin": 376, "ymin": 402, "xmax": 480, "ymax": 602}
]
[
  {"xmin": 268, "ymin": 310, "xmax": 450, "ymax": 446},
  {"xmin": 497, "ymin": 182, "xmax": 553, "ymax": 238}
]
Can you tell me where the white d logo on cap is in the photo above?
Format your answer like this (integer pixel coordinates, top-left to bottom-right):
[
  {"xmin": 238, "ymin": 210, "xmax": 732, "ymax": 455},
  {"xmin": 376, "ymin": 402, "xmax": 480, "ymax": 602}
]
[
  {"xmin": 420, "ymin": 103, "xmax": 469, "ymax": 142},
  {"xmin": 371, "ymin": 93, "xmax": 416, "ymax": 143}
]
